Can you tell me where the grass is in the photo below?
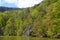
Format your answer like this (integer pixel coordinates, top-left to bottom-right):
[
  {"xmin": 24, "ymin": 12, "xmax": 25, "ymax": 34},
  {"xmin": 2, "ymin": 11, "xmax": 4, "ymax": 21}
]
[{"xmin": 0, "ymin": 36, "xmax": 60, "ymax": 40}]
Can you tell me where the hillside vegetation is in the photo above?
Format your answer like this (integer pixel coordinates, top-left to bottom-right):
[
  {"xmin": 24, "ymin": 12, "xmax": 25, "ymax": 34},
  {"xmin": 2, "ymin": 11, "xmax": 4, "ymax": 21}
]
[{"xmin": 0, "ymin": 0, "xmax": 60, "ymax": 38}]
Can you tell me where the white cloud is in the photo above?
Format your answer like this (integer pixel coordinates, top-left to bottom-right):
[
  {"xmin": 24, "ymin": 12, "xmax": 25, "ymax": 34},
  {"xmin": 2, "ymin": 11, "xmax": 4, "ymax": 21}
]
[
  {"xmin": 4, "ymin": 0, "xmax": 43, "ymax": 8},
  {"xmin": 5, "ymin": 0, "xmax": 17, "ymax": 4},
  {"xmin": 17, "ymin": 0, "xmax": 43, "ymax": 8}
]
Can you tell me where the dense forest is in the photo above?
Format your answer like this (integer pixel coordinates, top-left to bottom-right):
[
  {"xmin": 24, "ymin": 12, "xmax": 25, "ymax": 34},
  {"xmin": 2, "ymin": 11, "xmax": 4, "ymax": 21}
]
[{"xmin": 0, "ymin": 0, "xmax": 60, "ymax": 38}]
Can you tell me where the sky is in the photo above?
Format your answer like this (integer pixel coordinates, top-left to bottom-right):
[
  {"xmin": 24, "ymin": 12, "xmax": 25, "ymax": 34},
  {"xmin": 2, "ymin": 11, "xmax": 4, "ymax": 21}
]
[{"xmin": 0, "ymin": 0, "xmax": 43, "ymax": 8}]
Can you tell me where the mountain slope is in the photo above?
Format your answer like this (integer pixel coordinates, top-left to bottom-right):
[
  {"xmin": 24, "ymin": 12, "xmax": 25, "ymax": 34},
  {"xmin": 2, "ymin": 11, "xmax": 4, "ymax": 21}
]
[
  {"xmin": 0, "ymin": 0, "xmax": 60, "ymax": 38},
  {"xmin": 0, "ymin": 6, "xmax": 22, "ymax": 12}
]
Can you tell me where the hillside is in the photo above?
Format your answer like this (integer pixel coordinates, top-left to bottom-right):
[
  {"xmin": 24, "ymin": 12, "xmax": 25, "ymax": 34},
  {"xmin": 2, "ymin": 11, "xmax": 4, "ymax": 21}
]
[
  {"xmin": 0, "ymin": 6, "xmax": 22, "ymax": 12},
  {"xmin": 0, "ymin": 0, "xmax": 60, "ymax": 38}
]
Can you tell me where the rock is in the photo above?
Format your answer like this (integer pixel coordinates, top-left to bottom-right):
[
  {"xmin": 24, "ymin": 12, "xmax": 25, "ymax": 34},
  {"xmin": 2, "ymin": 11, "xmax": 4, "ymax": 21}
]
[{"xmin": 53, "ymin": 33, "xmax": 60, "ymax": 38}]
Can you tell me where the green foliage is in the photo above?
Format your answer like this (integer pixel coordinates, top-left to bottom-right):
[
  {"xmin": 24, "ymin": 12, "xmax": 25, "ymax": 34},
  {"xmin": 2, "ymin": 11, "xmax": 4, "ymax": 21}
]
[{"xmin": 0, "ymin": 0, "xmax": 60, "ymax": 38}]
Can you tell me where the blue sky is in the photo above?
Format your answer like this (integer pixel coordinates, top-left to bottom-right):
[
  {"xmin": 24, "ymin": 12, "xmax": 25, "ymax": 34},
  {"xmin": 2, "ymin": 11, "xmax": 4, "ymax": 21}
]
[{"xmin": 0, "ymin": 0, "xmax": 43, "ymax": 8}]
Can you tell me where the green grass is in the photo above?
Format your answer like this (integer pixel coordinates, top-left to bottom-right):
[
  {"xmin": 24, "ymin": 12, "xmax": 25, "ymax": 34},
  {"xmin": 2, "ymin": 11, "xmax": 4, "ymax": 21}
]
[{"xmin": 0, "ymin": 36, "xmax": 60, "ymax": 40}]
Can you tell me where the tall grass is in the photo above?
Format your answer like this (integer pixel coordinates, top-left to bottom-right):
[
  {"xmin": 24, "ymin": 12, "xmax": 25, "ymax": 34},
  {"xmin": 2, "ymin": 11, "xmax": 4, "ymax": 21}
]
[{"xmin": 0, "ymin": 36, "xmax": 60, "ymax": 40}]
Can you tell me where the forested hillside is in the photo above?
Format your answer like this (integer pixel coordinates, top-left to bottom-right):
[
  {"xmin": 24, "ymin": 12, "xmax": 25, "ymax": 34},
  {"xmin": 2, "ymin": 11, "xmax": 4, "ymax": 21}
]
[
  {"xmin": 0, "ymin": 6, "xmax": 22, "ymax": 12},
  {"xmin": 0, "ymin": 0, "xmax": 60, "ymax": 38}
]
